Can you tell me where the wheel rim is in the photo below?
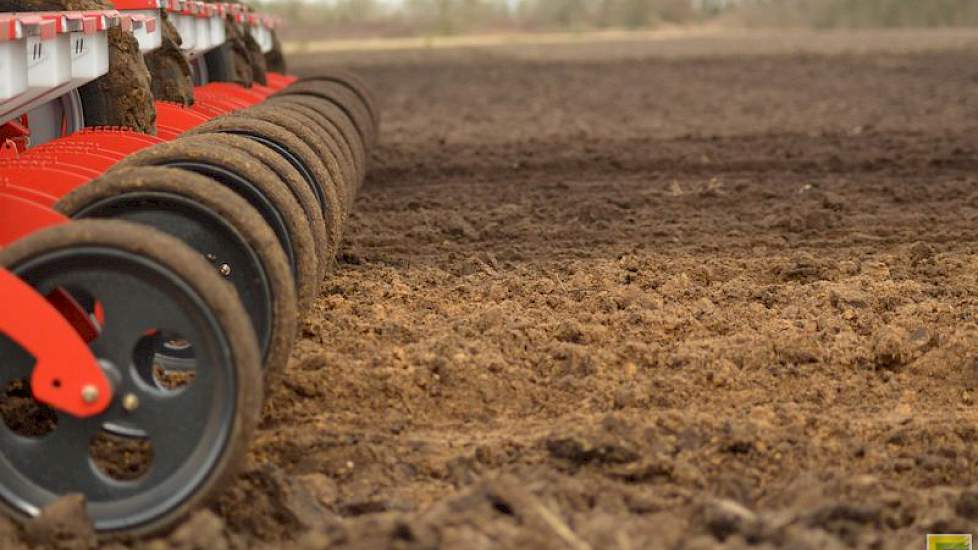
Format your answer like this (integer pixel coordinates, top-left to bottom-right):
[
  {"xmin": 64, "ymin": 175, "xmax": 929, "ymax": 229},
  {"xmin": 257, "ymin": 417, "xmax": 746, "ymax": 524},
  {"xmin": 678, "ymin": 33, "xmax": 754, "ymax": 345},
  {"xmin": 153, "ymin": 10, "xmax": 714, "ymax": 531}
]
[
  {"xmin": 70, "ymin": 192, "xmax": 274, "ymax": 369},
  {"xmin": 0, "ymin": 246, "xmax": 237, "ymax": 532},
  {"xmin": 190, "ymin": 56, "xmax": 209, "ymax": 86},
  {"xmin": 158, "ymin": 160, "xmax": 298, "ymax": 278},
  {"xmin": 225, "ymin": 130, "xmax": 327, "ymax": 215},
  {"xmin": 25, "ymin": 90, "xmax": 84, "ymax": 148}
]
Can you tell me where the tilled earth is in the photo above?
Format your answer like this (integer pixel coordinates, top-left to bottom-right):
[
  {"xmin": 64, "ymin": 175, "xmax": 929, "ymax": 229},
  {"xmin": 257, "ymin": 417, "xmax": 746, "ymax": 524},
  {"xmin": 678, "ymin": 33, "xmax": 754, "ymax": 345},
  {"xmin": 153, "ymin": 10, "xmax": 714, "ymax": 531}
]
[{"xmin": 13, "ymin": 30, "xmax": 978, "ymax": 550}]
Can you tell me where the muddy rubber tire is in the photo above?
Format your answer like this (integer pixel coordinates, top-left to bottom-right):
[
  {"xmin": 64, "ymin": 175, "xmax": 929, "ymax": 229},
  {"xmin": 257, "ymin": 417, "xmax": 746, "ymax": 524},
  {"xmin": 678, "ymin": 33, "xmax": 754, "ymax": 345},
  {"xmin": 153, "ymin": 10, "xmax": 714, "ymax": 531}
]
[
  {"xmin": 260, "ymin": 99, "xmax": 360, "ymax": 203},
  {"xmin": 276, "ymin": 80, "xmax": 376, "ymax": 150},
  {"xmin": 203, "ymin": 133, "xmax": 334, "ymax": 280},
  {"xmin": 54, "ymin": 167, "xmax": 297, "ymax": 381},
  {"xmin": 0, "ymin": 219, "xmax": 262, "ymax": 539},
  {"xmin": 182, "ymin": 116, "xmax": 343, "ymax": 251},
  {"xmin": 110, "ymin": 136, "xmax": 319, "ymax": 310},
  {"xmin": 226, "ymin": 107, "xmax": 349, "ymax": 220},
  {"xmin": 241, "ymin": 104, "xmax": 353, "ymax": 214},
  {"xmin": 276, "ymin": 80, "xmax": 376, "ymax": 149},
  {"xmin": 266, "ymin": 95, "xmax": 363, "ymax": 189},
  {"xmin": 296, "ymin": 70, "xmax": 380, "ymax": 134}
]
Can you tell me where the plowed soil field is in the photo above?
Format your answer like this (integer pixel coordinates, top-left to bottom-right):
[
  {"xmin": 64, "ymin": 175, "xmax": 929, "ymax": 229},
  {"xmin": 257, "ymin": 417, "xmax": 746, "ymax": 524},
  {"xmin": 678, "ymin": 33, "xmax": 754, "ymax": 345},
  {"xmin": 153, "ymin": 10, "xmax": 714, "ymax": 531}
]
[{"xmin": 13, "ymin": 28, "xmax": 978, "ymax": 550}]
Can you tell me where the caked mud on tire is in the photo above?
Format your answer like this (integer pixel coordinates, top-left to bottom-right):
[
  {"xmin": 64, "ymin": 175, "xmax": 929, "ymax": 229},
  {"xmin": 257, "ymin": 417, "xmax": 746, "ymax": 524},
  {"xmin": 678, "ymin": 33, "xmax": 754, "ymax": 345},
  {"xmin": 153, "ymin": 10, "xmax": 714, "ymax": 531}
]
[
  {"xmin": 110, "ymin": 137, "xmax": 320, "ymax": 310},
  {"xmin": 184, "ymin": 116, "xmax": 346, "ymax": 254},
  {"xmin": 221, "ymin": 107, "xmax": 349, "ymax": 223},
  {"xmin": 295, "ymin": 70, "xmax": 381, "ymax": 135},
  {"xmin": 246, "ymin": 103, "xmax": 357, "ymax": 208},
  {"xmin": 277, "ymin": 80, "xmax": 376, "ymax": 149},
  {"xmin": 207, "ymin": 133, "xmax": 335, "ymax": 279},
  {"xmin": 266, "ymin": 95, "xmax": 363, "ymax": 191}
]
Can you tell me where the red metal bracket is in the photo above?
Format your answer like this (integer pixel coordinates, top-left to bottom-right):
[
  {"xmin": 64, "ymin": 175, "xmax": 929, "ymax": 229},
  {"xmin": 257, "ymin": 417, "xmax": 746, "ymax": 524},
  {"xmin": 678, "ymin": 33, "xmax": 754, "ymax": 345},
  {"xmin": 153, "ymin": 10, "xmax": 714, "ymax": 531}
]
[
  {"xmin": 0, "ymin": 119, "xmax": 31, "ymax": 156},
  {"xmin": 0, "ymin": 139, "xmax": 19, "ymax": 159},
  {"xmin": 0, "ymin": 195, "xmax": 111, "ymax": 417},
  {"xmin": 0, "ymin": 268, "xmax": 112, "ymax": 417},
  {"xmin": 110, "ymin": 0, "xmax": 161, "ymax": 9}
]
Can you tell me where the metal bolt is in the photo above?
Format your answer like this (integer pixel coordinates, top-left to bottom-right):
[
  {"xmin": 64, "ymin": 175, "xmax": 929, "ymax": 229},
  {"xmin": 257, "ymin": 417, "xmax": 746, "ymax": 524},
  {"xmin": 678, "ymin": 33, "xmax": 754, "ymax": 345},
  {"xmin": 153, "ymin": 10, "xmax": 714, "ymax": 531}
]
[
  {"xmin": 81, "ymin": 385, "xmax": 99, "ymax": 404},
  {"xmin": 121, "ymin": 393, "xmax": 140, "ymax": 412},
  {"xmin": 219, "ymin": 263, "xmax": 231, "ymax": 277},
  {"xmin": 206, "ymin": 253, "xmax": 217, "ymax": 261}
]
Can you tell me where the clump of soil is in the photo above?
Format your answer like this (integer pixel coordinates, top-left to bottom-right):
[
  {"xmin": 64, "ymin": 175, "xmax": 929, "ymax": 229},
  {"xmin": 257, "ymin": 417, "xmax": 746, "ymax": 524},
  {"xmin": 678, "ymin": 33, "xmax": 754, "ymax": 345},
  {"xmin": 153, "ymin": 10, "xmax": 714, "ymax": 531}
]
[
  {"xmin": 215, "ymin": 0, "xmax": 269, "ymax": 87},
  {"xmin": 265, "ymin": 31, "xmax": 287, "ymax": 74},
  {"xmin": 22, "ymin": 495, "xmax": 96, "ymax": 550},
  {"xmin": 95, "ymin": 26, "xmax": 156, "ymax": 133},
  {"xmin": 144, "ymin": 13, "xmax": 195, "ymax": 106}
]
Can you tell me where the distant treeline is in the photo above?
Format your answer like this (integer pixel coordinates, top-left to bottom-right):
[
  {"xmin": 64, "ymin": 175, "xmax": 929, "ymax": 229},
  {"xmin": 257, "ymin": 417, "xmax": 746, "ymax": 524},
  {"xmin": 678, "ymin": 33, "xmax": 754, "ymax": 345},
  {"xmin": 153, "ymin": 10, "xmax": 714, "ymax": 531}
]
[
  {"xmin": 261, "ymin": 0, "xmax": 978, "ymax": 39},
  {"xmin": 732, "ymin": 0, "xmax": 978, "ymax": 28}
]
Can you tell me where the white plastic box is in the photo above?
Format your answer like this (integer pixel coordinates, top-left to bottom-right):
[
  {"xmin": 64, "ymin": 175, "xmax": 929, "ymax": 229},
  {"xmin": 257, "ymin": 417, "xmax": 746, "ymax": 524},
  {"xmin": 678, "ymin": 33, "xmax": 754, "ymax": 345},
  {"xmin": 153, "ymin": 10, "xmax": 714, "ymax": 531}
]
[
  {"xmin": 0, "ymin": 12, "xmax": 112, "ymax": 125},
  {"xmin": 0, "ymin": 17, "xmax": 28, "ymax": 101},
  {"xmin": 26, "ymin": 26, "xmax": 71, "ymax": 90},
  {"xmin": 171, "ymin": 12, "xmax": 196, "ymax": 51},
  {"xmin": 184, "ymin": 3, "xmax": 226, "ymax": 56},
  {"xmin": 68, "ymin": 14, "xmax": 109, "ymax": 85},
  {"xmin": 208, "ymin": 7, "xmax": 225, "ymax": 48},
  {"xmin": 249, "ymin": 18, "xmax": 271, "ymax": 54},
  {"xmin": 129, "ymin": 10, "xmax": 162, "ymax": 52},
  {"xmin": 159, "ymin": 2, "xmax": 228, "ymax": 57},
  {"xmin": 192, "ymin": 9, "xmax": 210, "ymax": 53},
  {"xmin": 1, "ymin": 15, "xmax": 71, "ymax": 125}
]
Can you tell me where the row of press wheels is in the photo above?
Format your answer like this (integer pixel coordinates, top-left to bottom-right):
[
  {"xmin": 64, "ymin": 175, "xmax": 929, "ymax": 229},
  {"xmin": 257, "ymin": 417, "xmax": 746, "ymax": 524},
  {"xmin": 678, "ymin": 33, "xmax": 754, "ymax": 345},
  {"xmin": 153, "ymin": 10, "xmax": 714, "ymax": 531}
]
[{"xmin": 0, "ymin": 70, "xmax": 379, "ymax": 538}]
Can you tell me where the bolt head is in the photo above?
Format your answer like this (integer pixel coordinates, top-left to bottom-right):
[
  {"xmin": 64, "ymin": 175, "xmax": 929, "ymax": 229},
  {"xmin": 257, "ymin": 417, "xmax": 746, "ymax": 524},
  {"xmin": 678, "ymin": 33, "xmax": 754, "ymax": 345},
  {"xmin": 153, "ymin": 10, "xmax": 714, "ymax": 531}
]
[
  {"xmin": 81, "ymin": 384, "xmax": 99, "ymax": 404},
  {"xmin": 122, "ymin": 393, "xmax": 140, "ymax": 412},
  {"xmin": 219, "ymin": 263, "xmax": 231, "ymax": 277}
]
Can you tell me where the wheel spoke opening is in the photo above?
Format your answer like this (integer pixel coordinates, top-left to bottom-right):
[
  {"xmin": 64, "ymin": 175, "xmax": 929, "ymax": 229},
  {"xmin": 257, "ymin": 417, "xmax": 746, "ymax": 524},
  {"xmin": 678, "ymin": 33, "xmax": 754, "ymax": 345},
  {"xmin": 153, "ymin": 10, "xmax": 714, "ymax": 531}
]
[
  {"xmin": 132, "ymin": 331, "xmax": 198, "ymax": 394},
  {"xmin": 0, "ymin": 378, "xmax": 57, "ymax": 438},
  {"xmin": 90, "ymin": 429, "xmax": 153, "ymax": 482}
]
